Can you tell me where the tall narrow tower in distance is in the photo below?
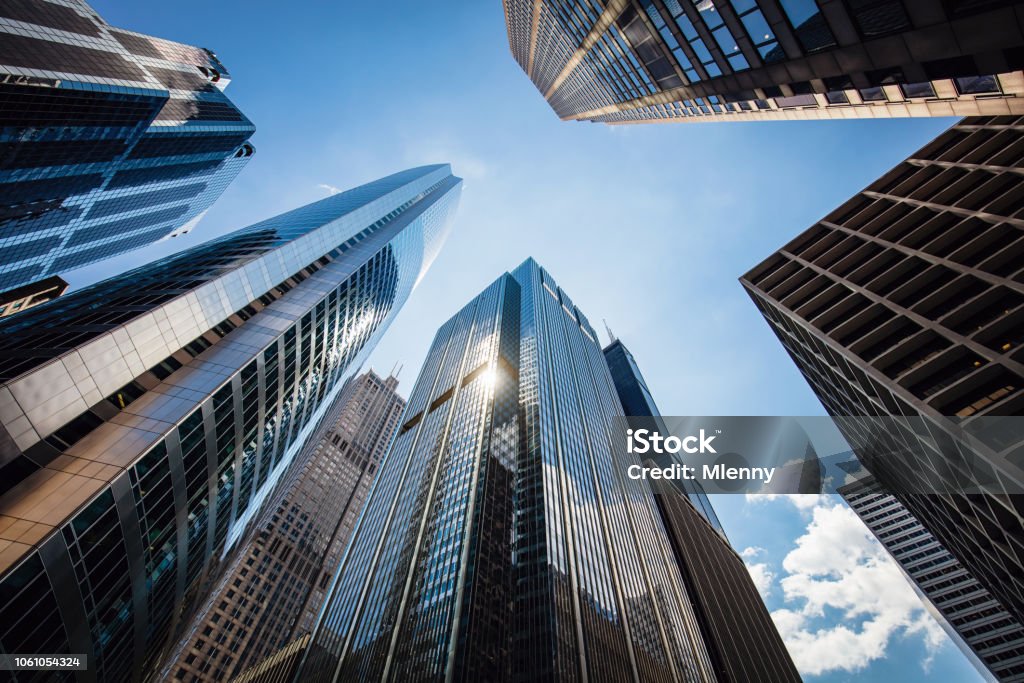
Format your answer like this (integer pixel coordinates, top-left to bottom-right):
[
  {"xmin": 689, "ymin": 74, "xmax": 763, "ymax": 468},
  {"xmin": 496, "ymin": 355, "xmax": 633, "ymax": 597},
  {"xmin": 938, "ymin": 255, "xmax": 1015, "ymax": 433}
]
[{"xmin": 167, "ymin": 369, "xmax": 406, "ymax": 682}]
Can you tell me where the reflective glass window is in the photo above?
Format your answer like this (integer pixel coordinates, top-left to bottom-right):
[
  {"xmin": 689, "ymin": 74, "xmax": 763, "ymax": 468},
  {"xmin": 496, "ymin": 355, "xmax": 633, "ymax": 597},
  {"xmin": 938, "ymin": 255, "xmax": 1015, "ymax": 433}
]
[
  {"xmin": 901, "ymin": 82, "xmax": 936, "ymax": 99},
  {"xmin": 778, "ymin": 0, "xmax": 836, "ymax": 52},
  {"xmin": 955, "ymin": 75, "xmax": 1000, "ymax": 95},
  {"xmin": 860, "ymin": 86, "xmax": 887, "ymax": 101}
]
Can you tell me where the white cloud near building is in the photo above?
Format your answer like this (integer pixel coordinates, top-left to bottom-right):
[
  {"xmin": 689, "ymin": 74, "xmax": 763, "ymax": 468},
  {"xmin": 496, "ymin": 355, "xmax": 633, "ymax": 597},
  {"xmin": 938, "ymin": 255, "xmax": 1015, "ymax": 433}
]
[{"xmin": 741, "ymin": 496, "xmax": 948, "ymax": 677}]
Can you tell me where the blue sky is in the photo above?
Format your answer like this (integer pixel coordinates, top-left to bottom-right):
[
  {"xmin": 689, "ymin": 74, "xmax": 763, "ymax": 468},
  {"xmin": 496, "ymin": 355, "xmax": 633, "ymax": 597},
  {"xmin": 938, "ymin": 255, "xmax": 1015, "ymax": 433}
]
[{"xmin": 78, "ymin": 2, "xmax": 981, "ymax": 680}]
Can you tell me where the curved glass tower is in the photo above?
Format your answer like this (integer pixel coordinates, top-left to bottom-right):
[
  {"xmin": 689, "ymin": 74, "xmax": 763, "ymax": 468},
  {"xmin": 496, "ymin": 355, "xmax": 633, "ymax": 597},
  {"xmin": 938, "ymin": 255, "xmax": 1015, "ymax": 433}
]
[
  {"xmin": 297, "ymin": 259, "xmax": 714, "ymax": 683},
  {"xmin": 0, "ymin": 164, "xmax": 461, "ymax": 682}
]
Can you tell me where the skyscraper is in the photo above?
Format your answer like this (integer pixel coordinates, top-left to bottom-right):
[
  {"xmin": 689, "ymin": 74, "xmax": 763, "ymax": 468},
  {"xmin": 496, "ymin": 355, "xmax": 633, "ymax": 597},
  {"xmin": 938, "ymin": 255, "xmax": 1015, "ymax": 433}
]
[
  {"xmin": 602, "ymin": 337, "xmax": 725, "ymax": 534},
  {"xmin": 741, "ymin": 115, "xmax": 1024, "ymax": 623},
  {"xmin": 165, "ymin": 369, "xmax": 405, "ymax": 683},
  {"xmin": 0, "ymin": 0, "xmax": 255, "ymax": 296},
  {"xmin": 295, "ymin": 259, "xmax": 715, "ymax": 682},
  {"xmin": 502, "ymin": 0, "xmax": 1024, "ymax": 123},
  {"xmin": 841, "ymin": 478, "xmax": 1024, "ymax": 682},
  {"xmin": 0, "ymin": 164, "xmax": 461, "ymax": 681},
  {"xmin": 602, "ymin": 337, "xmax": 801, "ymax": 683}
]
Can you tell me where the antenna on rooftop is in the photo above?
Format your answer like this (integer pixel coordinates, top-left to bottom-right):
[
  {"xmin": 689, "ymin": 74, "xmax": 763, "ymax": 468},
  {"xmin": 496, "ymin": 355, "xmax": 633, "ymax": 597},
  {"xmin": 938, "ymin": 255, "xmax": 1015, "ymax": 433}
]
[{"xmin": 603, "ymin": 319, "xmax": 617, "ymax": 344}]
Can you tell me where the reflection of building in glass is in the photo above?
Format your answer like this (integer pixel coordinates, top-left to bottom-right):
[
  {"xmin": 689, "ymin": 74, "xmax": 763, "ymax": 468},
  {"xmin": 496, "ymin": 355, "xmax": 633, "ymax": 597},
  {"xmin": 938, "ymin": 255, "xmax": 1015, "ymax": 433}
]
[
  {"xmin": 502, "ymin": 0, "xmax": 1024, "ymax": 123},
  {"xmin": 166, "ymin": 370, "xmax": 405, "ymax": 683},
  {"xmin": 841, "ymin": 478, "xmax": 1024, "ymax": 682},
  {"xmin": 0, "ymin": 275, "xmax": 67, "ymax": 317},
  {"xmin": 0, "ymin": 0, "xmax": 255, "ymax": 294},
  {"xmin": 295, "ymin": 259, "xmax": 716, "ymax": 682},
  {"xmin": 0, "ymin": 165, "xmax": 461, "ymax": 682},
  {"xmin": 603, "ymin": 337, "xmax": 800, "ymax": 682},
  {"xmin": 742, "ymin": 116, "xmax": 1024, "ymax": 624}
]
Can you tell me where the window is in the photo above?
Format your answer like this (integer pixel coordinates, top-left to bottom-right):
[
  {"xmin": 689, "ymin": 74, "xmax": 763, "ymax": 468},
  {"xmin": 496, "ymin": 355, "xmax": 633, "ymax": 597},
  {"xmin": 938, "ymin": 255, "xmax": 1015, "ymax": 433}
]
[
  {"xmin": 901, "ymin": 82, "xmax": 936, "ymax": 99},
  {"xmin": 778, "ymin": 0, "xmax": 836, "ymax": 52},
  {"xmin": 860, "ymin": 86, "xmax": 887, "ymax": 102},
  {"xmin": 846, "ymin": 0, "xmax": 910, "ymax": 37},
  {"xmin": 955, "ymin": 75, "xmax": 1000, "ymax": 95}
]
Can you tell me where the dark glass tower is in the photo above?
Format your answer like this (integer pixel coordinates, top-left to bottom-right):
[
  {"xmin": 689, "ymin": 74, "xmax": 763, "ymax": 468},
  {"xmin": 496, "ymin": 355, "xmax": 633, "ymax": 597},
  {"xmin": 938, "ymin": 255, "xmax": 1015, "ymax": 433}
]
[
  {"xmin": 502, "ymin": 0, "xmax": 1024, "ymax": 123},
  {"xmin": 295, "ymin": 259, "xmax": 715, "ymax": 682},
  {"xmin": 841, "ymin": 478, "xmax": 1024, "ymax": 682},
  {"xmin": 602, "ymin": 337, "xmax": 724, "ymax": 534},
  {"xmin": 602, "ymin": 338, "xmax": 801, "ymax": 683},
  {"xmin": 0, "ymin": 0, "xmax": 255, "ymax": 295},
  {"xmin": 741, "ymin": 115, "xmax": 1024, "ymax": 623},
  {"xmin": 166, "ymin": 369, "xmax": 406, "ymax": 683},
  {"xmin": 0, "ymin": 165, "xmax": 461, "ymax": 682}
]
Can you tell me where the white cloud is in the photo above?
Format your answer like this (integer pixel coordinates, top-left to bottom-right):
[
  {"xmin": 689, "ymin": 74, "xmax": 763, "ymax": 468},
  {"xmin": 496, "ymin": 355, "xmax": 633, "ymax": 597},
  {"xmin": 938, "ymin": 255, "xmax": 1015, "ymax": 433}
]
[
  {"xmin": 751, "ymin": 497, "xmax": 948, "ymax": 677},
  {"xmin": 317, "ymin": 183, "xmax": 341, "ymax": 196},
  {"xmin": 739, "ymin": 546, "xmax": 775, "ymax": 598},
  {"xmin": 745, "ymin": 493, "xmax": 822, "ymax": 511},
  {"xmin": 740, "ymin": 546, "xmax": 765, "ymax": 559},
  {"xmin": 746, "ymin": 560, "xmax": 775, "ymax": 599}
]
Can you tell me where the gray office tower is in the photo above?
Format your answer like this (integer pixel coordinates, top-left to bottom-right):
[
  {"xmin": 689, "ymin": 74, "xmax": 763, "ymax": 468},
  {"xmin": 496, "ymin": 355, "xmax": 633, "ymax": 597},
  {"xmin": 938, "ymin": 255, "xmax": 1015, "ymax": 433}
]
[
  {"xmin": 602, "ymin": 338, "xmax": 801, "ymax": 683},
  {"xmin": 292, "ymin": 259, "xmax": 715, "ymax": 682},
  {"xmin": 741, "ymin": 115, "xmax": 1024, "ymax": 624},
  {"xmin": 0, "ymin": 164, "xmax": 461, "ymax": 682},
  {"xmin": 0, "ymin": 0, "xmax": 255, "ymax": 298},
  {"xmin": 503, "ymin": 0, "xmax": 1024, "ymax": 123},
  {"xmin": 166, "ymin": 369, "xmax": 405, "ymax": 682},
  {"xmin": 841, "ymin": 479, "xmax": 1024, "ymax": 682}
]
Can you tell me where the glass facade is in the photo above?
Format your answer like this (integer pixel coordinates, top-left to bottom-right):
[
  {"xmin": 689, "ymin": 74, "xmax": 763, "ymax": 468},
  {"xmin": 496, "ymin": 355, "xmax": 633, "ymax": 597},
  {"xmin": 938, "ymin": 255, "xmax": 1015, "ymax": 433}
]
[
  {"xmin": 602, "ymin": 338, "xmax": 800, "ymax": 682},
  {"xmin": 504, "ymin": 0, "xmax": 1024, "ymax": 124},
  {"xmin": 741, "ymin": 115, "xmax": 1024, "ymax": 628},
  {"xmin": 0, "ymin": 0, "xmax": 255, "ymax": 295},
  {"xmin": 0, "ymin": 164, "xmax": 462, "ymax": 682},
  {"xmin": 297, "ymin": 259, "xmax": 715, "ymax": 683},
  {"xmin": 166, "ymin": 370, "xmax": 406, "ymax": 683},
  {"xmin": 601, "ymin": 338, "xmax": 725, "ymax": 536}
]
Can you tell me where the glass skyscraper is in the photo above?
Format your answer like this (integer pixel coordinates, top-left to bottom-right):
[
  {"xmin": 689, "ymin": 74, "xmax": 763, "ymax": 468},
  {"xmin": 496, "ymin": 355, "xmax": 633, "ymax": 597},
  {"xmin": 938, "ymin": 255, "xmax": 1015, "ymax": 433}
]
[
  {"xmin": 741, "ymin": 115, "xmax": 1024, "ymax": 625},
  {"xmin": 295, "ymin": 259, "xmax": 715, "ymax": 683},
  {"xmin": 602, "ymin": 337, "xmax": 801, "ymax": 683},
  {"xmin": 602, "ymin": 337, "xmax": 724, "ymax": 535},
  {"xmin": 0, "ymin": 164, "xmax": 461, "ymax": 682},
  {"xmin": 502, "ymin": 0, "xmax": 1024, "ymax": 123},
  {"xmin": 166, "ymin": 369, "xmax": 406, "ymax": 683},
  {"xmin": 0, "ymin": 0, "xmax": 255, "ymax": 296}
]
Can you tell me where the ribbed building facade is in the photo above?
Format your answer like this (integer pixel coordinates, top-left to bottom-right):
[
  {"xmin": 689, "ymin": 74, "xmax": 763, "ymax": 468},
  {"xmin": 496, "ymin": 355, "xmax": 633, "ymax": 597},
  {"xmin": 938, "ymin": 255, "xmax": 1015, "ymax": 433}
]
[
  {"xmin": 651, "ymin": 481, "xmax": 802, "ymax": 683},
  {"xmin": 741, "ymin": 115, "xmax": 1024, "ymax": 624},
  {"xmin": 0, "ymin": 0, "xmax": 254, "ymax": 295},
  {"xmin": 166, "ymin": 370, "xmax": 405, "ymax": 683},
  {"xmin": 0, "ymin": 164, "xmax": 461, "ymax": 682},
  {"xmin": 502, "ymin": 0, "xmax": 1024, "ymax": 124},
  {"xmin": 841, "ymin": 479, "xmax": 1024, "ymax": 682},
  {"xmin": 602, "ymin": 338, "xmax": 801, "ymax": 682},
  {"xmin": 294, "ymin": 259, "xmax": 715, "ymax": 682}
]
